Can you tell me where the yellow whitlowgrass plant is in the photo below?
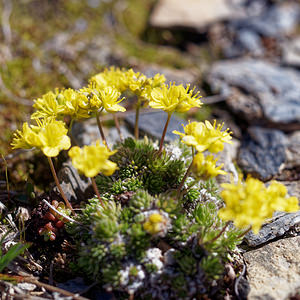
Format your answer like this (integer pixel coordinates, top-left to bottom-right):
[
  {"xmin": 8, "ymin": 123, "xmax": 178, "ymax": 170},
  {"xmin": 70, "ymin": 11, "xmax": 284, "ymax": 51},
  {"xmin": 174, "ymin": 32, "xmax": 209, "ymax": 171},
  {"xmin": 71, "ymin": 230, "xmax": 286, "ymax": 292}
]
[
  {"xmin": 99, "ymin": 87, "xmax": 125, "ymax": 113},
  {"xmin": 140, "ymin": 73, "xmax": 166, "ymax": 100},
  {"xmin": 11, "ymin": 122, "xmax": 42, "ymax": 150},
  {"xmin": 68, "ymin": 141, "xmax": 118, "ymax": 206},
  {"xmin": 124, "ymin": 69, "xmax": 148, "ymax": 95},
  {"xmin": 90, "ymin": 68, "xmax": 166, "ymax": 140},
  {"xmin": 84, "ymin": 86, "xmax": 126, "ymax": 113},
  {"xmin": 218, "ymin": 177, "xmax": 299, "ymax": 234},
  {"xmin": 149, "ymin": 83, "xmax": 202, "ymax": 154},
  {"xmin": 79, "ymin": 87, "xmax": 103, "ymax": 112},
  {"xmin": 125, "ymin": 70, "xmax": 166, "ymax": 139},
  {"xmin": 173, "ymin": 120, "xmax": 232, "ymax": 154},
  {"xmin": 31, "ymin": 89, "xmax": 90, "ymax": 121},
  {"xmin": 80, "ymin": 85, "xmax": 125, "ymax": 148},
  {"xmin": 89, "ymin": 67, "xmax": 128, "ymax": 93},
  {"xmin": 68, "ymin": 141, "xmax": 117, "ymax": 178},
  {"xmin": 11, "ymin": 119, "xmax": 71, "ymax": 157},
  {"xmin": 31, "ymin": 90, "xmax": 65, "ymax": 120},
  {"xmin": 60, "ymin": 89, "xmax": 90, "ymax": 119},
  {"xmin": 191, "ymin": 153, "xmax": 226, "ymax": 180},
  {"xmin": 149, "ymin": 83, "xmax": 202, "ymax": 114},
  {"xmin": 11, "ymin": 119, "xmax": 73, "ymax": 212}
]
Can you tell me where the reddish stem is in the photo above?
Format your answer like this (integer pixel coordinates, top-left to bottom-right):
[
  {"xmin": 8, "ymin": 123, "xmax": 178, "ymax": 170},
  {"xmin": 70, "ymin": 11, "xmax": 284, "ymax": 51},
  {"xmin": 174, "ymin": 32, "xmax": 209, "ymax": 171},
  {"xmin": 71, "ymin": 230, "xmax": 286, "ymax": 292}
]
[
  {"xmin": 47, "ymin": 157, "xmax": 75, "ymax": 214},
  {"xmin": 114, "ymin": 114, "xmax": 123, "ymax": 141},
  {"xmin": 158, "ymin": 113, "xmax": 172, "ymax": 155},
  {"xmin": 96, "ymin": 111, "xmax": 110, "ymax": 150},
  {"xmin": 91, "ymin": 177, "xmax": 104, "ymax": 207}
]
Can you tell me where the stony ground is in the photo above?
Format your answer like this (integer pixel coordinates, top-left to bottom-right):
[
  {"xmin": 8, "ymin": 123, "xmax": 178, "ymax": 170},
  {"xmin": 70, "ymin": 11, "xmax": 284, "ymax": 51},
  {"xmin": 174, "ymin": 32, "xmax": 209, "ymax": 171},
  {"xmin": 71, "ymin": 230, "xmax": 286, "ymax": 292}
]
[{"xmin": 1, "ymin": 0, "xmax": 300, "ymax": 299}]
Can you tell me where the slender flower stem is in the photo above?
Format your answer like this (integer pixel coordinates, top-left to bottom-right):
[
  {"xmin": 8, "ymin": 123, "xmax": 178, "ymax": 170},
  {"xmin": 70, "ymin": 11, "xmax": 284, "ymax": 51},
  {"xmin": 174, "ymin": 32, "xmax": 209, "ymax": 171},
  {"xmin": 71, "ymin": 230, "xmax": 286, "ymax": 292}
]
[
  {"xmin": 204, "ymin": 221, "xmax": 230, "ymax": 245},
  {"xmin": 47, "ymin": 157, "xmax": 75, "ymax": 214},
  {"xmin": 236, "ymin": 226, "xmax": 252, "ymax": 240},
  {"xmin": 114, "ymin": 114, "xmax": 123, "ymax": 142},
  {"xmin": 177, "ymin": 157, "xmax": 194, "ymax": 199},
  {"xmin": 134, "ymin": 103, "xmax": 140, "ymax": 139},
  {"xmin": 96, "ymin": 111, "xmax": 110, "ymax": 150},
  {"xmin": 158, "ymin": 113, "xmax": 172, "ymax": 155},
  {"xmin": 91, "ymin": 177, "xmax": 104, "ymax": 207},
  {"xmin": 68, "ymin": 118, "xmax": 74, "ymax": 136}
]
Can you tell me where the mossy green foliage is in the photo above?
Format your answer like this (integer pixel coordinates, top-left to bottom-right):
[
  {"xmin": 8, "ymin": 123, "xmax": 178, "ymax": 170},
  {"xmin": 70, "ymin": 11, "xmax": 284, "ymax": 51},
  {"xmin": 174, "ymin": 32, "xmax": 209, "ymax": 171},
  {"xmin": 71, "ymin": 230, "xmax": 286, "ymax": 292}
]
[
  {"xmin": 96, "ymin": 137, "xmax": 185, "ymax": 195},
  {"xmin": 67, "ymin": 139, "xmax": 243, "ymax": 298}
]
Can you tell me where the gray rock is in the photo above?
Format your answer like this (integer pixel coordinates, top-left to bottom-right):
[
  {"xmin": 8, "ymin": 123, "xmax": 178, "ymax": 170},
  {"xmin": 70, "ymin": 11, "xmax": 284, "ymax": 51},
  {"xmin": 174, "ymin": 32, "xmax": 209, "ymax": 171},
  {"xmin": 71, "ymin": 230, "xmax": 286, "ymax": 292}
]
[
  {"xmin": 283, "ymin": 37, "xmax": 300, "ymax": 67},
  {"xmin": 72, "ymin": 119, "xmax": 132, "ymax": 147},
  {"xmin": 223, "ymin": 29, "xmax": 264, "ymax": 58},
  {"xmin": 106, "ymin": 126, "xmax": 133, "ymax": 147},
  {"xmin": 216, "ymin": 138, "xmax": 240, "ymax": 184},
  {"xmin": 285, "ymin": 131, "xmax": 300, "ymax": 169},
  {"xmin": 125, "ymin": 110, "xmax": 186, "ymax": 142},
  {"xmin": 281, "ymin": 180, "xmax": 300, "ymax": 199},
  {"xmin": 244, "ymin": 236, "xmax": 300, "ymax": 300},
  {"xmin": 231, "ymin": 2, "xmax": 300, "ymax": 37},
  {"xmin": 244, "ymin": 211, "xmax": 300, "ymax": 247},
  {"xmin": 150, "ymin": 0, "xmax": 243, "ymax": 30},
  {"xmin": 72, "ymin": 119, "xmax": 101, "ymax": 146},
  {"xmin": 208, "ymin": 59, "xmax": 300, "ymax": 126},
  {"xmin": 236, "ymin": 29, "xmax": 264, "ymax": 55},
  {"xmin": 55, "ymin": 161, "xmax": 93, "ymax": 203},
  {"xmin": 238, "ymin": 127, "xmax": 286, "ymax": 181}
]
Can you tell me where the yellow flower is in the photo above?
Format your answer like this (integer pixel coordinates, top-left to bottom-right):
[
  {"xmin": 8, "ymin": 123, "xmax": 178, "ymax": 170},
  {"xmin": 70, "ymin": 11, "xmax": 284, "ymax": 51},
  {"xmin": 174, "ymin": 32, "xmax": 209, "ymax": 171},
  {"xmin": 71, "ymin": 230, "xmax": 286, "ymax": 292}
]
[
  {"xmin": 31, "ymin": 90, "xmax": 65, "ymax": 120},
  {"xmin": 79, "ymin": 87, "xmax": 103, "ymax": 111},
  {"xmin": 60, "ymin": 89, "xmax": 90, "ymax": 119},
  {"xmin": 31, "ymin": 89, "xmax": 90, "ymax": 120},
  {"xmin": 89, "ymin": 68, "xmax": 165, "ymax": 110},
  {"xmin": 191, "ymin": 153, "xmax": 226, "ymax": 180},
  {"xmin": 173, "ymin": 120, "xmax": 232, "ymax": 153},
  {"xmin": 140, "ymin": 73, "xmax": 166, "ymax": 100},
  {"xmin": 38, "ymin": 119, "xmax": 71, "ymax": 157},
  {"xmin": 124, "ymin": 69, "xmax": 148, "ymax": 95},
  {"xmin": 89, "ymin": 67, "xmax": 128, "ymax": 92},
  {"xmin": 99, "ymin": 87, "xmax": 125, "ymax": 113},
  {"xmin": 143, "ymin": 213, "xmax": 165, "ymax": 235},
  {"xmin": 11, "ymin": 119, "xmax": 71, "ymax": 157},
  {"xmin": 149, "ymin": 83, "xmax": 202, "ymax": 114},
  {"xmin": 218, "ymin": 177, "xmax": 299, "ymax": 234},
  {"xmin": 266, "ymin": 181, "xmax": 299, "ymax": 212},
  {"xmin": 68, "ymin": 141, "xmax": 117, "ymax": 177},
  {"xmin": 11, "ymin": 122, "xmax": 42, "ymax": 149},
  {"xmin": 81, "ymin": 86, "xmax": 125, "ymax": 113}
]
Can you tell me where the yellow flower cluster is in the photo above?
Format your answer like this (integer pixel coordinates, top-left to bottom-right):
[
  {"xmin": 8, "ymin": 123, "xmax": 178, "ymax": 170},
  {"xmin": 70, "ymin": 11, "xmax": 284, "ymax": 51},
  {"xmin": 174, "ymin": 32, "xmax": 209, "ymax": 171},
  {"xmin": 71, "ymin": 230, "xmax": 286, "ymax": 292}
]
[
  {"xmin": 218, "ymin": 177, "xmax": 299, "ymax": 234},
  {"xmin": 30, "ymin": 68, "xmax": 168, "ymax": 123},
  {"xmin": 174, "ymin": 120, "xmax": 232, "ymax": 180},
  {"xmin": 31, "ymin": 89, "xmax": 90, "ymax": 120},
  {"xmin": 149, "ymin": 83, "xmax": 202, "ymax": 114},
  {"xmin": 68, "ymin": 141, "xmax": 117, "ymax": 178},
  {"xmin": 11, "ymin": 119, "xmax": 71, "ymax": 157},
  {"xmin": 80, "ymin": 86, "xmax": 125, "ymax": 113},
  {"xmin": 192, "ymin": 153, "xmax": 226, "ymax": 180},
  {"xmin": 174, "ymin": 120, "xmax": 232, "ymax": 153},
  {"xmin": 143, "ymin": 213, "xmax": 166, "ymax": 235},
  {"xmin": 89, "ymin": 67, "xmax": 166, "ymax": 100}
]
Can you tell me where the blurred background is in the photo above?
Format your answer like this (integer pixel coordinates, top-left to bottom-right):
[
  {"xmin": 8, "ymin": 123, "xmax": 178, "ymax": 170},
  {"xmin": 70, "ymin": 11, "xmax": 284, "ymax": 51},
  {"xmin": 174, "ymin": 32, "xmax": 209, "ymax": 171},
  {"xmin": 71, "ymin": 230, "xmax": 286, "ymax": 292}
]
[{"xmin": 1, "ymin": 0, "xmax": 300, "ymax": 188}]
